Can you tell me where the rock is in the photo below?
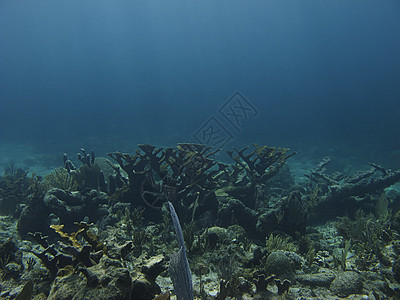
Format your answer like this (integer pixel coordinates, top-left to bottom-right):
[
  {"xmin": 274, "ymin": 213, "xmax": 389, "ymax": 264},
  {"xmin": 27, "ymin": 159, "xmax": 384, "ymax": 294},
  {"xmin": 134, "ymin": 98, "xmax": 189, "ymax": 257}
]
[
  {"xmin": 42, "ymin": 188, "xmax": 108, "ymax": 228},
  {"xmin": 131, "ymin": 271, "xmax": 161, "ymax": 300},
  {"xmin": 202, "ymin": 226, "xmax": 229, "ymax": 249},
  {"xmin": 194, "ymin": 191, "xmax": 219, "ymax": 228},
  {"xmin": 296, "ymin": 270, "xmax": 335, "ymax": 287},
  {"xmin": 265, "ymin": 164, "xmax": 294, "ymax": 189},
  {"xmin": 141, "ymin": 254, "xmax": 166, "ymax": 281},
  {"xmin": 3, "ymin": 262, "xmax": 22, "ymax": 280},
  {"xmin": 330, "ymin": 271, "xmax": 362, "ymax": 297},
  {"xmin": 47, "ymin": 256, "xmax": 133, "ymax": 300},
  {"xmin": 283, "ymin": 251, "xmax": 306, "ymax": 269},
  {"xmin": 47, "ymin": 272, "xmax": 82, "ymax": 300},
  {"xmin": 218, "ymin": 199, "xmax": 258, "ymax": 235},
  {"xmin": 0, "ymin": 238, "xmax": 22, "ymax": 265},
  {"xmin": 265, "ymin": 251, "xmax": 294, "ymax": 281},
  {"xmin": 107, "ymin": 241, "xmax": 133, "ymax": 260},
  {"xmin": 17, "ymin": 200, "xmax": 49, "ymax": 235},
  {"xmin": 256, "ymin": 211, "xmax": 276, "ymax": 236},
  {"xmin": 94, "ymin": 157, "xmax": 118, "ymax": 184},
  {"xmin": 20, "ymin": 188, "xmax": 103, "ymax": 236}
]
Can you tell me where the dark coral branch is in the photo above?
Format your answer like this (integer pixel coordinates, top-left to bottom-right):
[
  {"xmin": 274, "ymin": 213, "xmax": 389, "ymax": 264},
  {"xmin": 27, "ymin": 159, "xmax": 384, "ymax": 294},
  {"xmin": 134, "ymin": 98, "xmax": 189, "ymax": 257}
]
[
  {"xmin": 329, "ymin": 170, "xmax": 400, "ymax": 202},
  {"xmin": 226, "ymin": 144, "xmax": 295, "ymax": 184},
  {"xmin": 308, "ymin": 158, "xmax": 400, "ymax": 203}
]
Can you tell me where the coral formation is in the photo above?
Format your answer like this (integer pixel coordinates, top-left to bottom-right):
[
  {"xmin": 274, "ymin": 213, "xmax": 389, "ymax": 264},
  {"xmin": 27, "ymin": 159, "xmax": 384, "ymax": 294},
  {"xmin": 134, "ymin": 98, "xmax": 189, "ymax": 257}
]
[
  {"xmin": 1, "ymin": 143, "xmax": 400, "ymax": 299},
  {"xmin": 43, "ymin": 167, "xmax": 78, "ymax": 192},
  {"xmin": 0, "ymin": 166, "xmax": 31, "ymax": 215}
]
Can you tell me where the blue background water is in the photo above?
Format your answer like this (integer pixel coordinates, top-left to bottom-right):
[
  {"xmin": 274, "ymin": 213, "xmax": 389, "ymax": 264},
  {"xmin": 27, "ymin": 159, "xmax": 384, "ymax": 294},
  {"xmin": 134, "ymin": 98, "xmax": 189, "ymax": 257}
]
[{"xmin": 1, "ymin": 0, "xmax": 400, "ymax": 170}]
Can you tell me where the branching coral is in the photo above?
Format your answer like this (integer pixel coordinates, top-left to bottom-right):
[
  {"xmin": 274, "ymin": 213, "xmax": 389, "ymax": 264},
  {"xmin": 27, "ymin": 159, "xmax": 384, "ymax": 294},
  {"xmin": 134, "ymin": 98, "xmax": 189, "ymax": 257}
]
[
  {"xmin": 307, "ymin": 159, "xmax": 400, "ymax": 203},
  {"xmin": 221, "ymin": 144, "xmax": 295, "ymax": 209},
  {"xmin": 226, "ymin": 144, "xmax": 295, "ymax": 184},
  {"xmin": 108, "ymin": 143, "xmax": 226, "ymax": 215},
  {"xmin": 29, "ymin": 221, "xmax": 106, "ymax": 276}
]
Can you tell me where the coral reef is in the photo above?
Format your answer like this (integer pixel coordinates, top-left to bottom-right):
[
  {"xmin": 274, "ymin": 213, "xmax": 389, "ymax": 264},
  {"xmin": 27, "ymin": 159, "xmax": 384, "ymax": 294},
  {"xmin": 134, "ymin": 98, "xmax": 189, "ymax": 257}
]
[{"xmin": 1, "ymin": 143, "xmax": 400, "ymax": 299}]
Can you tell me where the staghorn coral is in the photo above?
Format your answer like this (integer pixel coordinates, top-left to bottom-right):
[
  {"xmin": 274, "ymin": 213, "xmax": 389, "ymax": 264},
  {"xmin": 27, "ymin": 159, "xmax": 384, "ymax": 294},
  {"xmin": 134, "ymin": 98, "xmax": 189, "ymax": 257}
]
[
  {"xmin": 29, "ymin": 222, "xmax": 106, "ymax": 276},
  {"xmin": 307, "ymin": 158, "xmax": 400, "ymax": 204},
  {"xmin": 221, "ymin": 144, "xmax": 295, "ymax": 209},
  {"xmin": 50, "ymin": 224, "xmax": 84, "ymax": 249},
  {"xmin": 226, "ymin": 144, "xmax": 295, "ymax": 184},
  {"xmin": 108, "ymin": 143, "xmax": 226, "ymax": 227},
  {"xmin": 109, "ymin": 143, "xmax": 226, "ymax": 208}
]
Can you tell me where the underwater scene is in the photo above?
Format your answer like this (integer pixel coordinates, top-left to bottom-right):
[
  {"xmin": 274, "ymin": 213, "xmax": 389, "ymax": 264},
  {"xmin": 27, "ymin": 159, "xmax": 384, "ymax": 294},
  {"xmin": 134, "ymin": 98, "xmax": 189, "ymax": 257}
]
[{"xmin": 1, "ymin": 0, "xmax": 400, "ymax": 299}]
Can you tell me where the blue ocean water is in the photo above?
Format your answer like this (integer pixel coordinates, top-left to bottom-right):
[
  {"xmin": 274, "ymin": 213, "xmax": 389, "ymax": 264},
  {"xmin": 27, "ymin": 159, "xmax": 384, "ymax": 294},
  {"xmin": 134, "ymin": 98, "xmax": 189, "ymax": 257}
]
[{"xmin": 0, "ymin": 0, "xmax": 400, "ymax": 173}]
